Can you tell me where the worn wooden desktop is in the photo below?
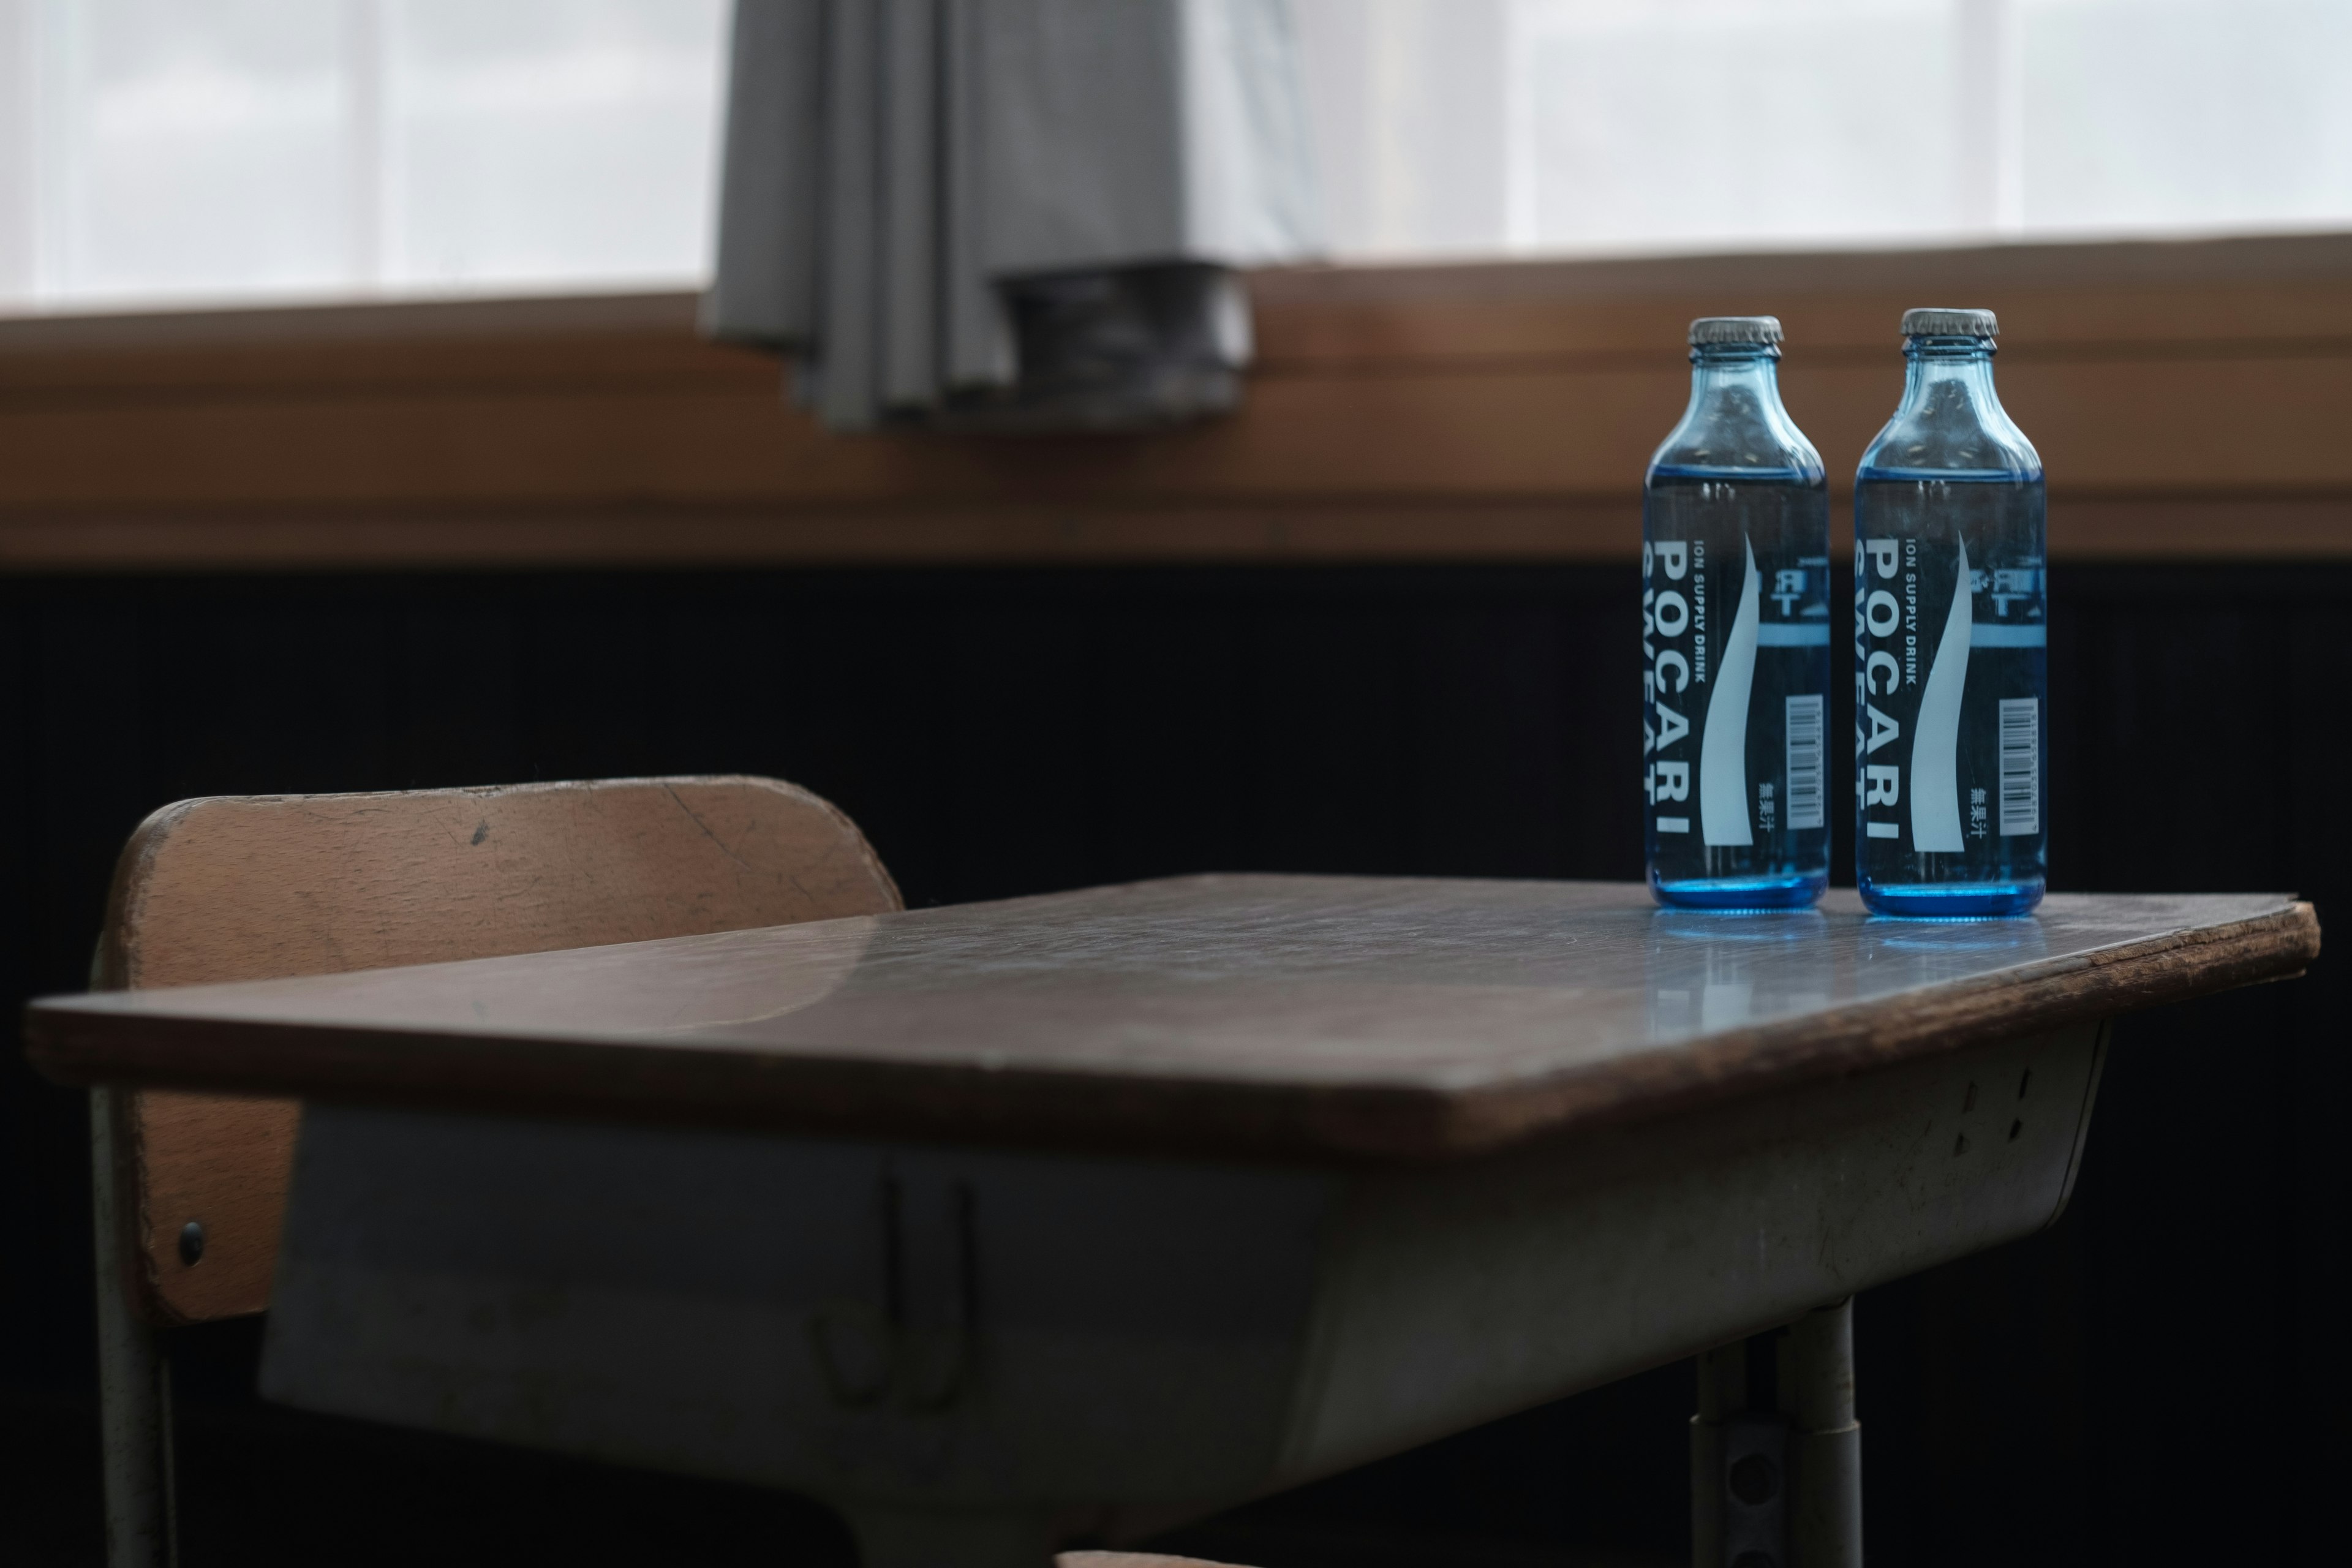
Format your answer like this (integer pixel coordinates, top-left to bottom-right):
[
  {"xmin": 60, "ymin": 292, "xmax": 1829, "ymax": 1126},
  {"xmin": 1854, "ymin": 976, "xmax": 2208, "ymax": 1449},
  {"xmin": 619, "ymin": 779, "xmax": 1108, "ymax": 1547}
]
[{"xmin": 27, "ymin": 875, "xmax": 2318, "ymax": 1568}]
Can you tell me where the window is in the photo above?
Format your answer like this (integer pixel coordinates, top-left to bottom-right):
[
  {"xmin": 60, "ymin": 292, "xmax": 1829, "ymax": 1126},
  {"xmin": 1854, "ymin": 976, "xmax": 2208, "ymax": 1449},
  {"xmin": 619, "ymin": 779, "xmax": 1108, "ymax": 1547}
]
[
  {"xmin": 1300, "ymin": 0, "xmax": 2352, "ymax": 258},
  {"xmin": 2, "ymin": 0, "xmax": 2348, "ymax": 313},
  {"xmin": 0, "ymin": 0, "xmax": 729, "ymax": 309}
]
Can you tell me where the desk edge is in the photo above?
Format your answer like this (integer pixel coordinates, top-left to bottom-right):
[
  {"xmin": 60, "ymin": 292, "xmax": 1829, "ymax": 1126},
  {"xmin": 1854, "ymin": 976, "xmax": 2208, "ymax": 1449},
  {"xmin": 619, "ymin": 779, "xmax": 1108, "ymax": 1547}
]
[{"xmin": 21, "ymin": 899, "xmax": 2320, "ymax": 1164}]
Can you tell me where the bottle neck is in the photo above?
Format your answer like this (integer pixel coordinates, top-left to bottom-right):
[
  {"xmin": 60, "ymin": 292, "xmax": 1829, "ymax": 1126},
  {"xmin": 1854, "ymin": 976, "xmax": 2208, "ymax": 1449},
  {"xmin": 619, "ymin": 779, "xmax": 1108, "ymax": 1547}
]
[
  {"xmin": 1690, "ymin": 342, "xmax": 1782, "ymax": 396},
  {"xmin": 1651, "ymin": 341, "xmax": 1822, "ymax": 480},
  {"xmin": 1855, "ymin": 330, "xmax": 2040, "ymax": 479},
  {"xmin": 1896, "ymin": 334, "xmax": 2000, "ymax": 412}
]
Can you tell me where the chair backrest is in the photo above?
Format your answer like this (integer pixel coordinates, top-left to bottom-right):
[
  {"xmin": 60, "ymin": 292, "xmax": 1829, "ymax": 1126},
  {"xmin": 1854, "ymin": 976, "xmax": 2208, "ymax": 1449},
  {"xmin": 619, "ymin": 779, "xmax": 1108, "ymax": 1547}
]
[{"xmin": 94, "ymin": 775, "xmax": 902, "ymax": 1325}]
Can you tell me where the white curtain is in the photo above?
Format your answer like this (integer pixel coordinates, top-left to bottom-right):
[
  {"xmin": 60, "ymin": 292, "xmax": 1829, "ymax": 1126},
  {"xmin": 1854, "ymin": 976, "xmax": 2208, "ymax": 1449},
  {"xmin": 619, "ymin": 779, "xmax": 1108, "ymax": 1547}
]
[{"xmin": 704, "ymin": 0, "xmax": 1319, "ymax": 431}]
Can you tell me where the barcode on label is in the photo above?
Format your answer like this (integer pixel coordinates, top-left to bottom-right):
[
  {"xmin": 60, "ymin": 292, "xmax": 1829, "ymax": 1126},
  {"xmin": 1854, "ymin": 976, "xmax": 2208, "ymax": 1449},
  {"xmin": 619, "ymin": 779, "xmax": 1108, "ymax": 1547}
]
[
  {"xmin": 1784, "ymin": 694, "xmax": 1825, "ymax": 831},
  {"xmin": 1999, "ymin": 698, "xmax": 2039, "ymax": 837}
]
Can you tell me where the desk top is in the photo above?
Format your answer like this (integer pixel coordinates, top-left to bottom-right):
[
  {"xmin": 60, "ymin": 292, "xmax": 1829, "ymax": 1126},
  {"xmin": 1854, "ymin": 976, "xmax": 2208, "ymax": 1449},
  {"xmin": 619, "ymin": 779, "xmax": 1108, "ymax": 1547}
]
[{"xmin": 25, "ymin": 876, "xmax": 2318, "ymax": 1162}]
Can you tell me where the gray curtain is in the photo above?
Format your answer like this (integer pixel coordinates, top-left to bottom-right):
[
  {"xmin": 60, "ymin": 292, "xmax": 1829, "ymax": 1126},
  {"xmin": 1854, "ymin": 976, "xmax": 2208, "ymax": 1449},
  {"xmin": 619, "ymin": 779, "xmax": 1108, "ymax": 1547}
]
[{"xmin": 704, "ymin": 0, "xmax": 1319, "ymax": 432}]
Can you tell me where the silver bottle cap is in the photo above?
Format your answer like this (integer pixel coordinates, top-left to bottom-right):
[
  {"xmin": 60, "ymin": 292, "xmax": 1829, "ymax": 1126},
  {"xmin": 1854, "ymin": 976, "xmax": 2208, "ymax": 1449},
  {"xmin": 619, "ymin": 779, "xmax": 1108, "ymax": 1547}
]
[
  {"xmin": 1687, "ymin": 315, "xmax": 1782, "ymax": 347},
  {"xmin": 1900, "ymin": 307, "xmax": 1999, "ymax": 338}
]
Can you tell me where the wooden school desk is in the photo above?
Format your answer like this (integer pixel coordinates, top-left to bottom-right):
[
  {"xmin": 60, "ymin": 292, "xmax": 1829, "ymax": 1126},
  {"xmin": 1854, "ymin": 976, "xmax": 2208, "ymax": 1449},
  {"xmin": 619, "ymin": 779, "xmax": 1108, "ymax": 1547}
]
[{"xmin": 28, "ymin": 876, "xmax": 2319, "ymax": 1568}]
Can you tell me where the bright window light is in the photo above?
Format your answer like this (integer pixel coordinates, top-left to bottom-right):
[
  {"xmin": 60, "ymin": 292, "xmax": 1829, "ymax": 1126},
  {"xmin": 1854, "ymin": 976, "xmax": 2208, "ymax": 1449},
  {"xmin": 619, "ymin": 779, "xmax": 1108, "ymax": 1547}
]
[
  {"xmin": 1293, "ymin": 0, "xmax": 2352, "ymax": 259},
  {"xmin": 1, "ymin": 0, "xmax": 2348, "ymax": 314},
  {"xmin": 0, "ymin": 0, "xmax": 729, "ymax": 311}
]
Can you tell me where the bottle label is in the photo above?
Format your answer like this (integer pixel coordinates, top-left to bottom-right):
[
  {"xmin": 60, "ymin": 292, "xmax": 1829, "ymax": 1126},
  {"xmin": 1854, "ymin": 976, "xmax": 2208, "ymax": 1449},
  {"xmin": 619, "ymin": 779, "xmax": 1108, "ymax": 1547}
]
[
  {"xmin": 1644, "ymin": 477, "xmax": 1831, "ymax": 892},
  {"xmin": 1853, "ymin": 478, "xmax": 2047, "ymax": 884}
]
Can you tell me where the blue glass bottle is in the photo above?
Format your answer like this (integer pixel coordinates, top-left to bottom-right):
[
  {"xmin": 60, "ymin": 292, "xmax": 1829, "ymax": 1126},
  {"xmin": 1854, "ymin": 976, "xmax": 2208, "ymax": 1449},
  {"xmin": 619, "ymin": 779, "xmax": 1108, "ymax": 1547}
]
[
  {"xmin": 1645, "ymin": 317, "xmax": 1831, "ymax": 909},
  {"xmin": 1853, "ymin": 308, "xmax": 2046, "ymax": 917}
]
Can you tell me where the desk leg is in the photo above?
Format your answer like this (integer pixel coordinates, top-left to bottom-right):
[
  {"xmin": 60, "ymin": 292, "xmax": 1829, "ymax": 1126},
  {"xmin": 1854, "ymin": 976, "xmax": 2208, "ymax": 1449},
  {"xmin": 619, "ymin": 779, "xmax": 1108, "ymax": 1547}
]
[
  {"xmin": 1692, "ymin": 1299, "xmax": 1860, "ymax": 1568},
  {"xmin": 1784, "ymin": 1300, "xmax": 1861, "ymax": 1566}
]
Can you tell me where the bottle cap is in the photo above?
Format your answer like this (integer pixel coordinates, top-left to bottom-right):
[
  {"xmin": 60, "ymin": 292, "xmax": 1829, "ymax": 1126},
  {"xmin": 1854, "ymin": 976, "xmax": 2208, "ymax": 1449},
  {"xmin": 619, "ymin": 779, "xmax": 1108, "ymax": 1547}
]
[
  {"xmin": 1687, "ymin": 315, "xmax": 1782, "ymax": 346},
  {"xmin": 1901, "ymin": 307, "xmax": 1998, "ymax": 338}
]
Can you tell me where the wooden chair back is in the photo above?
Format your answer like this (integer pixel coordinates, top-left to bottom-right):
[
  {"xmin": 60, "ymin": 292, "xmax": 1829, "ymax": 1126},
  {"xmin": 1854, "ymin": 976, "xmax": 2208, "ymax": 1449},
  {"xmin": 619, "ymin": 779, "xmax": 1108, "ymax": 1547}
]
[{"xmin": 93, "ymin": 775, "xmax": 902, "ymax": 1325}]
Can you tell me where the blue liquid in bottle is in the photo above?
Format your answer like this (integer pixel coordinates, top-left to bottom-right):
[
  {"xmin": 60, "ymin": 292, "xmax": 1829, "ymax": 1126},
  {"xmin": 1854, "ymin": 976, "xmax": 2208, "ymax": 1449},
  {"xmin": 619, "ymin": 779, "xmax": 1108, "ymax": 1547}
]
[
  {"xmin": 1645, "ymin": 317, "xmax": 1831, "ymax": 910},
  {"xmin": 1853, "ymin": 309, "xmax": 2046, "ymax": 918}
]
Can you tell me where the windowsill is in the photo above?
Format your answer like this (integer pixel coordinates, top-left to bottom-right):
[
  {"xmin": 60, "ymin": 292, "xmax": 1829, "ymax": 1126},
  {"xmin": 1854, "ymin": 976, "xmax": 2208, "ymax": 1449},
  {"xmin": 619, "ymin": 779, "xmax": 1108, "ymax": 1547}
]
[{"xmin": 4, "ymin": 232, "xmax": 2350, "ymax": 571}]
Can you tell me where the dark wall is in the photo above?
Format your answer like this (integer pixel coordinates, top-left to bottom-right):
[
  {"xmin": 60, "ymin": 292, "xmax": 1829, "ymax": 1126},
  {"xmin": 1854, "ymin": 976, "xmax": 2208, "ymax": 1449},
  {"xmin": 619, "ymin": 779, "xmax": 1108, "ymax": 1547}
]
[{"xmin": 2, "ymin": 562, "xmax": 2341, "ymax": 1566}]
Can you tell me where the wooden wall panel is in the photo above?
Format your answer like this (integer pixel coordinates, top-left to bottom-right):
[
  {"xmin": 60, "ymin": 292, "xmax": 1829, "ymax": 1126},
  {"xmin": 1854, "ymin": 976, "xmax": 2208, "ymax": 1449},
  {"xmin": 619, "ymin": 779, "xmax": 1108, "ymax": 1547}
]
[{"xmin": 3, "ymin": 232, "xmax": 2350, "ymax": 567}]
